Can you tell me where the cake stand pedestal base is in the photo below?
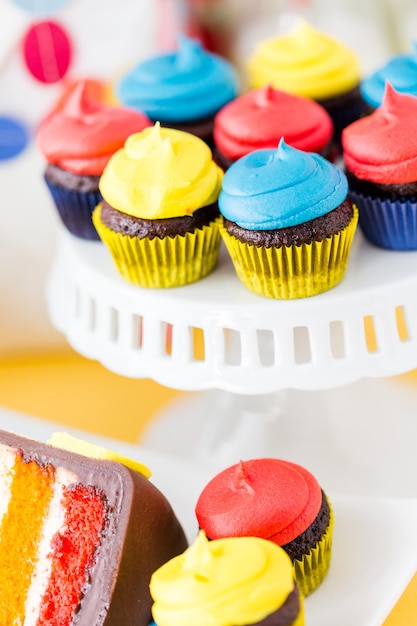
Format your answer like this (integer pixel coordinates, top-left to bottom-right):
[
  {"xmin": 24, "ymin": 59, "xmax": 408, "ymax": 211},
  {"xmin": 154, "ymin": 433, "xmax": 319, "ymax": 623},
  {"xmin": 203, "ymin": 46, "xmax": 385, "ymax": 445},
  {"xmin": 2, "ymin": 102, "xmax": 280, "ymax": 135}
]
[{"xmin": 141, "ymin": 375, "xmax": 417, "ymax": 499}]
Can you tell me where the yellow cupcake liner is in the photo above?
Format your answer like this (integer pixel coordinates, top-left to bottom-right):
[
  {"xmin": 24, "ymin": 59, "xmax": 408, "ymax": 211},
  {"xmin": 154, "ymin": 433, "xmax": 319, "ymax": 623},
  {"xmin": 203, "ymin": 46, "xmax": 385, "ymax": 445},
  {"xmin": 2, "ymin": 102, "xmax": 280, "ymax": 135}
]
[
  {"xmin": 93, "ymin": 204, "xmax": 222, "ymax": 288},
  {"xmin": 220, "ymin": 207, "xmax": 358, "ymax": 299},
  {"xmin": 292, "ymin": 498, "xmax": 335, "ymax": 597}
]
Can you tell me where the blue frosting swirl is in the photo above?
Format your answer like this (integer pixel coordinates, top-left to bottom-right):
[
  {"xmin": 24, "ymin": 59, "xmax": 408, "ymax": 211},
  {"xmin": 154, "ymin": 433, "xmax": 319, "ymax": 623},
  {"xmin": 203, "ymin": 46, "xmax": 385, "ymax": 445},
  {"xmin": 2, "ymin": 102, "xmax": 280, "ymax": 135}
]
[
  {"xmin": 116, "ymin": 35, "xmax": 239, "ymax": 122},
  {"xmin": 219, "ymin": 139, "xmax": 348, "ymax": 230},
  {"xmin": 361, "ymin": 42, "xmax": 417, "ymax": 108}
]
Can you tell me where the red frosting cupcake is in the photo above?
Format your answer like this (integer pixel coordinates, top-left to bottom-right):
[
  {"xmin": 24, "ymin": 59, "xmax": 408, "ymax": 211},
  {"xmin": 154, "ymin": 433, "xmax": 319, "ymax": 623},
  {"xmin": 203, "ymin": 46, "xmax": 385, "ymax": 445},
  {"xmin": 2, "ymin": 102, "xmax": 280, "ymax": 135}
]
[
  {"xmin": 195, "ymin": 458, "xmax": 334, "ymax": 596},
  {"xmin": 213, "ymin": 85, "xmax": 334, "ymax": 170},
  {"xmin": 37, "ymin": 79, "xmax": 151, "ymax": 240},
  {"xmin": 342, "ymin": 83, "xmax": 417, "ymax": 250}
]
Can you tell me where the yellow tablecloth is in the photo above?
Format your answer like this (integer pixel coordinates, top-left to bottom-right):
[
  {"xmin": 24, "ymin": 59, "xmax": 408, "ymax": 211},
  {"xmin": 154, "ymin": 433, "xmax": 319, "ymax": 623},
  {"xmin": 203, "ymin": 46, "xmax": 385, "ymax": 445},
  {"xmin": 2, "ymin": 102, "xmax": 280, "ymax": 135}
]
[{"xmin": 1, "ymin": 349, "xmax": 416, "ymax": 624}]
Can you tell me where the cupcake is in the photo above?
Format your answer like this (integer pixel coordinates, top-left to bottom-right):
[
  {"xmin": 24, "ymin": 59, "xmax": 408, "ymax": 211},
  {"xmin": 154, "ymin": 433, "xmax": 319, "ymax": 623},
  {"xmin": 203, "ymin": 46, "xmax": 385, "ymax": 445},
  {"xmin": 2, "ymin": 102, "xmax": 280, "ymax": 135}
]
[
  {"xmin": 37, "ymin": 79, "xmax": 151, "ymax": 240},
  {"xmin": 92, "ymin": 123, "xmax": 223, "ymax": 288},
  {"xmin": 342, "ymin": 83, "xmax": 417, "ymax": 250},
  {"xmin": 213, "ymin": 84, "xmax": 335, "ymax": 170},
  {"xmin": 195, "ymin": 458, "xmax": 334, "ymax": 597},
  {"xmin": 150, "ymin": 531, "xmax": 305, "ymax": 626},
  {"xmin": 247, "ymin": 20, "xmax": 363, "ymax": 145},
  {"xmin": 114, "ymin": 34, "xmax": 239, "ymax": 147},
  {"xmin": 360, "ymin": 41, "xmax": 417, "ymax": 113},
  {"xmin": 219, "ymin": 138, "xmax": 358, "ymax": 299}
]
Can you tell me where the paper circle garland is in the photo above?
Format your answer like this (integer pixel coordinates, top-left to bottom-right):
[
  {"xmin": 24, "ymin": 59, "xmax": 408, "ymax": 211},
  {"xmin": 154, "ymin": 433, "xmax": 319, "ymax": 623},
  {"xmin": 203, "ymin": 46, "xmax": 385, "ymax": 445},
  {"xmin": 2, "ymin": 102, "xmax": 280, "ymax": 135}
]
[
  {"xmin": 22, "ymin": 20, "xmax": 72, "ymax": 83},
  {"xmin": 0, "ymin": 116, "xmax": 30, "ymax": 160}
]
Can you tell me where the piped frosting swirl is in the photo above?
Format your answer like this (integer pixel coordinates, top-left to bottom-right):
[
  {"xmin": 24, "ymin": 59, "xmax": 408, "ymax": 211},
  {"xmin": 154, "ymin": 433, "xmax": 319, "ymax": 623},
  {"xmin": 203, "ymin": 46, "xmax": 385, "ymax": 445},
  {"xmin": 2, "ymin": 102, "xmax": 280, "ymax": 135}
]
[
  {"xmin": 219, "ymin": 139, "xmax": 348, "ymax": 230},
  {"xmin": 342, "ymin": 83, "xmax": 417, "ymax": 183},
  {"xmin": 247, "ymin": 20, "xmax": 360, "ymax": 100},
  {"xmin": 150, "ymin": 531, "xmax": 296, "ymax": 626},
  {"xmin": 214, "ymin": 85, "xmax": 333, "ymax": 158},
  {"xmin": 37, "ymin": 79, "xmax": 151, "ymax": 175},
  {"xmin": 99, "ymin": 123, "xmax": 223, "ymax": 219},
  {"xmin": 195, "ymin": 458, "xmax": 323, "ymax": 545},
  {"xmin": 361, "ymin": 41, "xmax": 417, "ymax": 108},
  {"xmin": 116, "ymin": 34, "xmax": 239, "ymax": 122}
]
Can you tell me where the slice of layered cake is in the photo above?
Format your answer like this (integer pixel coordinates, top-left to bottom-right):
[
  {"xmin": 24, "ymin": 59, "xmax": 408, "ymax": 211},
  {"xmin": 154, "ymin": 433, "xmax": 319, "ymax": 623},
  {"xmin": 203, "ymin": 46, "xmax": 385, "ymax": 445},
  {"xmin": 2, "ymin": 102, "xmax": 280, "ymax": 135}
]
[{"xmin": 0, "ymin": 429, "xmax": 188, "ymax": 625}]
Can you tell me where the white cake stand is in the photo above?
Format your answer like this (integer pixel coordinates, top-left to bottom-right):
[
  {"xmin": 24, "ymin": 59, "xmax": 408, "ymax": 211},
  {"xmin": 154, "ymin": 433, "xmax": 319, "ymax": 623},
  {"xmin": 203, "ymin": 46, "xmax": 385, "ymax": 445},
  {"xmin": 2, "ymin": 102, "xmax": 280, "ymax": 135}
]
[
  {"xmin": 45, "ymin": 227, "xmax": 417, "ymax": 479},
  {"xmin": 46, "ymin": 228, "xmax": 417, "ymax": 392}
]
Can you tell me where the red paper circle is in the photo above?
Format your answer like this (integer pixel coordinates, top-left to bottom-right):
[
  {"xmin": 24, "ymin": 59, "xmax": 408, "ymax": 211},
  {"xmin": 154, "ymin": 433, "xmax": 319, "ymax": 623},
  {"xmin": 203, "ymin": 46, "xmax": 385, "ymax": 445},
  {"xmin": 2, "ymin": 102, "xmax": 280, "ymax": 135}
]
[{"xmin": 23, "ymin": 20, "xmax": 72, "ymax": 84}]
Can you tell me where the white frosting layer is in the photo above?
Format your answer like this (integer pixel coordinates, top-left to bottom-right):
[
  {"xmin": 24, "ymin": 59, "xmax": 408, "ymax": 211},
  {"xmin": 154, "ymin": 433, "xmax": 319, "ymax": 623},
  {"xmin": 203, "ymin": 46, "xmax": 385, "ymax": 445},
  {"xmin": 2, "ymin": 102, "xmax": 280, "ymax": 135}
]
[{"xmin": 0, "ymin": 445, "xmax": 16, "ymax": 524}]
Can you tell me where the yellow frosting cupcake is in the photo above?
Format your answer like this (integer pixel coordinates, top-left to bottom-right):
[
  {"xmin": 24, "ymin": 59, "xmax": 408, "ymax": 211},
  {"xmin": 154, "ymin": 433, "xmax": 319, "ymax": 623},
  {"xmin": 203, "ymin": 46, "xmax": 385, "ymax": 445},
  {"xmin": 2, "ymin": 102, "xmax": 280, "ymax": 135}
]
[
  {"xmin": 93, "ymin": 123, "xmax": 223, "ymax": 288},
  {"xmin": 150, "ymin": 531, "xmax": 305, "ymax": 626},
  {"xmin": 247, "ymin": 20, "xmax": 363, "ymax": 142}
]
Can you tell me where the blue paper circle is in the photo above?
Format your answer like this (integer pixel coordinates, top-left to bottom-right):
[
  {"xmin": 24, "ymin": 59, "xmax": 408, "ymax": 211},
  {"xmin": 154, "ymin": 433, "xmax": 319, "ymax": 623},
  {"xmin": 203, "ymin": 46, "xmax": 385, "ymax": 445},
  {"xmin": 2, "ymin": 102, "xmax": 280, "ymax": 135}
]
[
  {"xmin": 11, "ymin": 0, "xmax": 68, "ymax": 15},
  {"xmin": 0, "ymin": 116, "xmax": 30, "ymax": 160}
]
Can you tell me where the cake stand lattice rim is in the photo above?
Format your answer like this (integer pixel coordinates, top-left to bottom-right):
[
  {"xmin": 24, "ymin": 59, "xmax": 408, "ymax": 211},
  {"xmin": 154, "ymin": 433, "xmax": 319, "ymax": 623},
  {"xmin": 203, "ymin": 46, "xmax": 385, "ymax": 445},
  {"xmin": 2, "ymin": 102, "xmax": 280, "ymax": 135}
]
[{"xmin": 46, "ymin": 228, "xmax": 417, "ymax": 393}]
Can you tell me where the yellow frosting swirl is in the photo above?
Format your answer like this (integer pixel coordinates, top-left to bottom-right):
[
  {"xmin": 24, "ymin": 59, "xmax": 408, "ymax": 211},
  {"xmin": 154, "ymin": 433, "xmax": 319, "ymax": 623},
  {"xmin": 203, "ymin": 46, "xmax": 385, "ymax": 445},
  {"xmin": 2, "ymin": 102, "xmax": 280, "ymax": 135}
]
[
  {"xmin": 99, "ymin": 123, "xmax": 223, "ymax": 219},
  {"xmin": 150, "ymin": 531, "xmax": 295, "ymax": 626},
  {"xmin": 247, "ymin": 20, "xmax": 360, "ymax": 100}
]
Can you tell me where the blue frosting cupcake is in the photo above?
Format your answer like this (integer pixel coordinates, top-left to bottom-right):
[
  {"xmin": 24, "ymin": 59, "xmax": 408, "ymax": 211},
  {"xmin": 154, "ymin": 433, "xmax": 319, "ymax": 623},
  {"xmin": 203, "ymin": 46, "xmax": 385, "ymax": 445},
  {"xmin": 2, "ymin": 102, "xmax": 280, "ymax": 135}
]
[
  {"xmin": 219, "ymin": 139, "xmax": 358, "ymax": 299},
  {"xmin": 115, "ymin": 35, "xmax": 239, "ymax": 146},
  {"xmin": 361, "ymin": 41, "xmax": 417, "ymax": 111}
]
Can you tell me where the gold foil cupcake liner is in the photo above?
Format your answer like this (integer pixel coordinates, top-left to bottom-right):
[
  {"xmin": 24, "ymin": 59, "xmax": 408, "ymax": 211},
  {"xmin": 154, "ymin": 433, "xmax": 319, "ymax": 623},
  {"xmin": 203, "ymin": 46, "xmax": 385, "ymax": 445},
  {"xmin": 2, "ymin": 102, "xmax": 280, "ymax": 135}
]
[
  {"xmin": 93, "ymin": 205, "xmax": 222, "ymax": 288},
  {"xmin": 292, "ymin": 498, "xmax": 334, "ymax": 597},
  {"xmin": 220, "ymin": 207, "xmax": 358, "ymax": 299}
]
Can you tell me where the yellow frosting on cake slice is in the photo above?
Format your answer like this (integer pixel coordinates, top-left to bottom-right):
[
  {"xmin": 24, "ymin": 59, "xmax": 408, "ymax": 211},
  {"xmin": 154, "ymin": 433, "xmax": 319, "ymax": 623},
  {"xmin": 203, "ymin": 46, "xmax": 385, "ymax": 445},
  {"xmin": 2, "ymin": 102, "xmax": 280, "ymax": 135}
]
[{"xmin": 48, "ymin": 432, "xmax": 151, "ymax": 478}]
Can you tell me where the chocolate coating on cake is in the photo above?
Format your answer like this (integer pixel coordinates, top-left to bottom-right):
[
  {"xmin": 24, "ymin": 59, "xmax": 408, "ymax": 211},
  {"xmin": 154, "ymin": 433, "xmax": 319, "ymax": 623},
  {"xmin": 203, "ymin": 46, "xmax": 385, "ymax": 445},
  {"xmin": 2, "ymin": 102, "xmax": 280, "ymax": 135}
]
[
  {"xmin": 45, "ymin": 163, "xmax": 100, "ymax": 193},
  {"xmin": 346, "ymin": 169, "xmax": 417, "ymax": 199},
  {"xmin": 100, "ymin": 200, "xmax": 219, "ymax": 239},
  {"xmin": 223, "ymin": 199, "xmax": 354, "ymax": 247},
  {"xmin": 252, "ymin": 586, "xmax": 301, "ymax": 626},
  {"xmin": 0, "ymin": 430, "xmax": 188, "ymax": 626},
  {"xmin": 282, "ymin": 491, "xmax": 331, "ymax": 562}
]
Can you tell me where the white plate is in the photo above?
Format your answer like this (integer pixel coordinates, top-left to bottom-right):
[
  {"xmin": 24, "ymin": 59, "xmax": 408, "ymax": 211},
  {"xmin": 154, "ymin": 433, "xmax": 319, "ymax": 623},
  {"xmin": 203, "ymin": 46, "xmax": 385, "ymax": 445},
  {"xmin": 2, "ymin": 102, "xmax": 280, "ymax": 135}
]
[{"xmin": 1, "ymin": 408, "xmax": 417, "ymax": 626}]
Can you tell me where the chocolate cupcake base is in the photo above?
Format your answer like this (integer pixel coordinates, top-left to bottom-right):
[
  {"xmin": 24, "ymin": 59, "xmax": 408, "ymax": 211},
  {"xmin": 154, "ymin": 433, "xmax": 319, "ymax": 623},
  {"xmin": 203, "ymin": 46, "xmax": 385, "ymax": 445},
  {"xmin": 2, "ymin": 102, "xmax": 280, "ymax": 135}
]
[{"xmin": 318, "ymin": 84, "xmax": 364, "ymax": 145}]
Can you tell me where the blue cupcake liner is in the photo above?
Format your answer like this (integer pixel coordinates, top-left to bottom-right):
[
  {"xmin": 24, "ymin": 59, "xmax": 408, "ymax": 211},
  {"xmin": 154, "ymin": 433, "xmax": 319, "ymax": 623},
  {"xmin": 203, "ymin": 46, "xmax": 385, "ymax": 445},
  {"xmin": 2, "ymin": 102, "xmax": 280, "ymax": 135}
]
[
  {"xmin": 326, "ymin": 98, "xmax": 364, "ymax": 145},
  {"xmin": 44, "ymin": 177, "xmax": 102, "ymax": 241},
  {"xmin": 348, "ymin": 189, "xmax": 417, "ymax": 250}
]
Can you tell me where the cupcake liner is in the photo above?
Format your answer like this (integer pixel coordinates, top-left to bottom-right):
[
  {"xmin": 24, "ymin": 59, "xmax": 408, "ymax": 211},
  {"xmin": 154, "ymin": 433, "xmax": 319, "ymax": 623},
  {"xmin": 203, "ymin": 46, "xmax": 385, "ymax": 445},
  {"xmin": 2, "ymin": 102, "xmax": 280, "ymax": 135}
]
[
  {"xmin": 44, "ymin": 177, "xmax": 102, "ymax": 241},
  {"xmin": 292, "ymin": 499, "xmax": 334, "ymax": 598},
  {"xmin": 93, "ymin": 204, "xmax": 222, "ymax": 288},
  {"xmin": 349, "ymin": 190, "xmax": 417, "ymax": 250},
  {"xmin": 329, "ymin": 98, "xmax": 364, "ymax": 143},
  {"xmin": 220, "ymin": 208, "xmax": 358, "ymax": 299},
  {"xmin": 320, "ymin": 94, "xmax": 364, "ymax": 145}
]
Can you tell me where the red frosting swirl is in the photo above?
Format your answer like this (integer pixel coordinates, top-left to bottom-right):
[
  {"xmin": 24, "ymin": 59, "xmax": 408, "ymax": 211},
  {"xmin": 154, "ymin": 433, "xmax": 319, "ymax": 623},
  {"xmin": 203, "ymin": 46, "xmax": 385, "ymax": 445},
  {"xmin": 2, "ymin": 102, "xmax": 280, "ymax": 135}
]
[
  {"xmin": 37, "ymin": 79, "xmax": 151, "ymax": 175},
  {"xmin": 213, "ymin": 85, "xmax": 333, "ymax": 160},
  {"xmin": 195, "ymin": 458, "xmax": 322, "ymax": 546},
  {"xmin": 342, "ymin": 83, "xmax": 417, "ymax": 183}
]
